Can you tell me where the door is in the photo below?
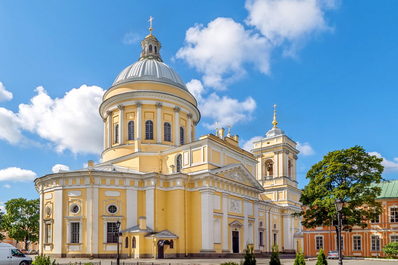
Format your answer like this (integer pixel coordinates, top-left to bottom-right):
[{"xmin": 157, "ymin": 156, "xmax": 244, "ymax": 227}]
[
  {"xmin": 232, "ymin": 231, "xmax": 239, "ymax": 253},
  {"xmin": 157, "ymin": 240, "xmax": 164, "ymax": 259}
]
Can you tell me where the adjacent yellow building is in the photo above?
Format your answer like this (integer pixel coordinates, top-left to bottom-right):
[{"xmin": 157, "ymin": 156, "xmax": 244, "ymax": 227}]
[{"xmin": 35, "ymin": 27, "xmax": 303, "ymax": 258}]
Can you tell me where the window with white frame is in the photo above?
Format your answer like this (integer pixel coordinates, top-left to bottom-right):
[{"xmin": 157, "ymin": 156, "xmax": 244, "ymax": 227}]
[
  {"xmin": 44, "ymin": 223, "xmax": 52, "ymax": 244},
  {"xmin": 259, "ymin": 231, "xmax": 264, "ymax": 246},
  {"xmin": 107, "ymin": 222, "xmax": 118, "ymax": 243},
  {"xmin": 70, "ymin": 222, "xmax": 80, "ymax": 243},
  {"xmin": 391, "ymin": 235, "xmax": 398, "ymax": 243},
  {"xmin": 127, "ymin": 121, "xmax": 134, "ymax": 140},
  {"xmin": 353, "ymin": 235, "xmax": 361, "ymax": 251},
  {"xmin": 316, "ymin": 236, "xmax": 323, "ymax": 250},
  {"xmin": 371, "ymin": 235, "xmax": 380, "ymax": 251},
  {"xmin": 391, "ymin": 207, "xmax": 398, "ymax": 223},
  {"xmin": 371, "ymin": 215, "xmax": 380, "ymax": 223}
]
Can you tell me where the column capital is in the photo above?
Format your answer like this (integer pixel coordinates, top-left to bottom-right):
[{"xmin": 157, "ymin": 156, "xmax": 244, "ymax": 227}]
[
  {"xmin": 187, "ymin": 113, "xmax": 193, "ymax": 119},
  {"xmin": 173, "ymin": 106, "xmax": 181, "ymax": 113},
  {"xmin": 106, "ymin": 110, "xmax": 112, "ymax": 116},
  {"xmin": 156, "ymin": 102, "xmax": 163, "ymax": 109},
  {"xmin": 136, "ymin": 102, "xmax": 142, "ymax": 107},
  {"xmin": 102, "ymin": 117, "xmax": 107, "ymax": 122},
  {"xmin": 117, "ymin": 104, "xmax": 125, "ymax": 111}
]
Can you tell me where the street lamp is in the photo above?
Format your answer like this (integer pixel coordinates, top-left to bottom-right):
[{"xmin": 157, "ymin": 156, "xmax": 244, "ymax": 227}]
[
  {"xmin": 335, "ymin": 199, "xmax": 344, "ymax": 265},
  {"xmin": 116, "ymin": 220, "xmax": 121, "ymax": 265}
]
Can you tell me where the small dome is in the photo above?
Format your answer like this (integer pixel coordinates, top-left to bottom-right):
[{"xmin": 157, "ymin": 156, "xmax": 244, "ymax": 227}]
[
  {"xmin": 112, "ymin": 58, "xmax": 187, "ymax": 90},
  {"xmin": 266, "ymin": 127, "xmax": 284, "ymax": 138}
]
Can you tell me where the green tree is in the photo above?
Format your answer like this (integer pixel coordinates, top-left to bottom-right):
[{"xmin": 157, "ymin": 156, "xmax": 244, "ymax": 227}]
[
  {"xmin": 315, "ymin": 249, "xmax": 327, "ymax": 265},
  {"xmin": 298, "ymin": 146, "xmax": 383, "ymax": 230},
  {"xmin": 243, "ymin": 245, "xmax": 256, "ymax": 265},
  {"xmin": 269, "ymin": 245, "xmax": 281, "ymax": 265},
  {"xmin": 0, "ymin": 211, "xmax": 5, "ymax": 241},
  {"xmin": 2, "ymin": 198, "xmax": 39, "ymax": 249},
  {"xmin": 294, "ymin": 252, "xmax": 306, "ymax": 265},
  {"xmin": 383, "ymin": 242, "xmax": 398, "ymax": 258}
]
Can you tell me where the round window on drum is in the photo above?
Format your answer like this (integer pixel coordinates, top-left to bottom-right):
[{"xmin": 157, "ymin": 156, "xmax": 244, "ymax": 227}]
[
  {"xmin": 70, "ymin": 204, "xmax": 80, "ymax": 214},
  {"xmin": 108, "ymin": 205, "xmax": 118, "ymax": 214}
]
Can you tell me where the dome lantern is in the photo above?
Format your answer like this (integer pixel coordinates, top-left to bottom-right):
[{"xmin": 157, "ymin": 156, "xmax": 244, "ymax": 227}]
[{"xmin": 140, "ymin": 16, "xmax": 162, "ymax": 62}]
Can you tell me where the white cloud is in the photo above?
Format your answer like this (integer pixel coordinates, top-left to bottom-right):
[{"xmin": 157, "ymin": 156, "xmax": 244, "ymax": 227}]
[
  {"xmin": 242, "ymin": 136, "xmax": 263, "ymax": 151},
  {"xmin": 186, "ymin": 79, "xmax": 205, "ymax": 101},
  {"xmin": 177, "ymin": 17, "xmax": 270, "ymax": 89},
  {"xmin": 123, "ymin": 32, "xmax": 140, "ymax": 45},
  {"xmin": 369, "ymin": 152, "xmax": 398, "ymax": 172},
  {"xmin": 0, "ymin": 82, "xmax": 13, "ymax": 102},
  {"xmin": 0, "ymin": 167, "xmax": 37, "ymax": 182},
  {"xmin": 297, "ymin": 142, "xmax": 315, "ymax": 156},
  {"xmin": 3, "ymin": 184, "xmax": 11, "ymax": 189},
  {"xmin": 0, "ymin": 84, "xmax": 105, "ymax": 154},
  {"xmin": 52, "ymin": 164, "xmax": 70, "ymax": 173},
  {"xmin": 0, "ymin": 202, "xmax": 5, "ymax": 213},
  {"xmin": 200, "ymin": 92, "xmax": 256, "ymax": 129}
]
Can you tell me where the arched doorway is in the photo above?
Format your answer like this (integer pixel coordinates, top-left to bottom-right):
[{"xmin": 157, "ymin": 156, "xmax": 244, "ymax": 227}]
[{"xmin": 157, "ymin": 240, "xmax": 171, "ymax": 259}]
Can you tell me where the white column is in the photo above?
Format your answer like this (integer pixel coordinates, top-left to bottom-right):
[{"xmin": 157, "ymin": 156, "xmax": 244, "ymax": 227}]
[
  {"xmin": 136, "ymin": 103, "xmax": 142, "ymax": 140},
  {"xmin": 283, "ymin": 213, "xmax": 293, "ymax": 250},
  {"xmin": 86, "ymin": 186, "xmax": 93, "ymax": 254},
  {"xmin": 146, "ymin": 188, "xmax": 155, "ymax": 229},
  {"xmin": 265, "ymin": 210, "xmax": 270, "ymax": 251},
  {"xmin": 222, "ymin": 193, "xmax": 229, "ymax": 251},
  {"xmin": 201, "ymin": 190, "xmax": 214, "ymax": 251},
  {"xmin": 92, "ymin": 187, "xmax": 99, "ymax": 254},
  {"xmin": 126, "ymin": 188, "xmax": 138, "ymax": 227},
  {"xmin": 174, "ymin": 106, "xmax": 180, "ymax": 146},
  {"xmin": 244, "ymin": 201, "xmax": 249, "ymax": 246},
  {"xmin": 254, "ymin": 204, "xmax": 259, "ymax": 250},
  {"xmin": 53, "ymin": 189, "xmax": 63, "ymax": 255},
  {"xmin": 118, "ymin": 105, "xmax": 124, "ymax": 144},
  {"xmin": 107, "ymin": 111, "xmax": 112, "ymax": 148},
  {"xmin": 39, "ymin": 189, "xmax": 43, "ymax": 254},
  {"xmin": 103, "ymin": 118, "xmax": 107, "ymax": 150},
  {"xmin": 156, "ymin": 103, "xmax": 162, "ymax": 143},
  {"xmin": 187, "ymin": 113, "xmax": 193, "ymax": 143}
]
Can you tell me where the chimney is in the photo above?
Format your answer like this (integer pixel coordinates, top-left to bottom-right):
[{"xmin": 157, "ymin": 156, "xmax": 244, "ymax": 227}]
[
  {"xmin": 138, "ymin": 216, "xmax": 147, "ymax": 230},
  {"xmin": 87, "ymin": 160, "xmax": 95, "ymax": 168}
]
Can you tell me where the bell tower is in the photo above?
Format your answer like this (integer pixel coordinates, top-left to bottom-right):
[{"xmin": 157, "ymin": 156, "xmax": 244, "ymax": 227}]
[{"xmin": 251, "ymin": 105, "xmax": 301, "ymax": 207}]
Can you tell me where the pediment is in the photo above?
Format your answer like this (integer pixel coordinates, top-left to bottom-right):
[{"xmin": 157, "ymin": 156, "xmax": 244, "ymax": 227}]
[{"xmin": 211, "ymin": 163, "xmax": 264, "ymax": 192}]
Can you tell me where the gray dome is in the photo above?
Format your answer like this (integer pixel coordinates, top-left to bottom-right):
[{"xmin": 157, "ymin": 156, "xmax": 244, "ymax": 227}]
[{"xmin": 113, "ymin": 58, "xmax": 187, "ymax": 90}]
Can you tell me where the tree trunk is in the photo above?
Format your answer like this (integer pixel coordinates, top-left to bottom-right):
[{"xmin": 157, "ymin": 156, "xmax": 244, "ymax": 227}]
[{"xmin": 25, "ymin": 236, "xmax": 29, "ymax": 251}]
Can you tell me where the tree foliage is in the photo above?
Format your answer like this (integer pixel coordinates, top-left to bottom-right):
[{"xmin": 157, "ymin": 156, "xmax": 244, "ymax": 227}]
[
  {"xmin": 383, "ymin": 242, "xmax": 398, "ymax": 258},
  {"xmin": 0, "ymin": 211, "xmax": 5, "ymax": 241},
  {"xmin": 2, "ymin": 198, "xmax": 39, "ymax": 249},
  {"xmin": 294, "ymin": 252, "xmax": 306, "ymax": 265},
  {"xmin": 269, "ymin": 245, "xmax": 281, "ymax": 265},
  {"xmin": 243, "ymin": 245, "xmax": 256, "ymax": 265},
  {"xmin": 298, "ymin": 146, "xmax": 383, "ymax": 229},
  {"xmin": 32, "ymin": 255, "xmax": 55, "ymax": 265},
  {"xmin": 315, "ymin": 249, "xmax": 327, "ymax": 265}
]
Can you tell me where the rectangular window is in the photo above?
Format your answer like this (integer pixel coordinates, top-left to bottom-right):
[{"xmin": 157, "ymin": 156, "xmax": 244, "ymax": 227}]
[
  {"xmin": 391, "ymin": 235, "xmax": 398, "ymax": 243},
  {"xmin": 107, "ymin": 222, "xmax": 118, "ymax": 243},
  {"xmin": 391, "ymin": 208, "xmax": 398, "ymax": 223},
  {"xmin": 45, "ymin": 223, "xmax": 52, "ymax": 244},
  {"xmin": 273, "ymin": 233, "xmax": 277, "ymax": 246},
  {"xmin": 371, "ymin": 215, "xmax": 380, "ymax": 223},
  {"xmin": 259, "ymin": 231, "xmax": 264, "ymax": 246},
  {"xmin": 316, "ymin": 236, "xmax": 324, "ymax": 250},
  {"xmin": 371, "ymin": 235, "xmax": 380, "ymax": 251},
  {"xmin": 353, "ymin": 236, "xmax": 361, "ymax": 251},
  {"xmin": 70, "ymin": 222, "xmax": 80, "ymax": 243}
]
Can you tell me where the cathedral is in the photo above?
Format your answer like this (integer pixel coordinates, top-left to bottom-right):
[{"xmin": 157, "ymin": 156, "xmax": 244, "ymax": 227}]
[{"xmin": 35, "ymin": 24, "xmax": 303, "ymax": 258}]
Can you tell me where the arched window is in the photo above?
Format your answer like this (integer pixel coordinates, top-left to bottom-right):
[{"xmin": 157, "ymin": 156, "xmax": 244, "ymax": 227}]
[
  {"xmin": 170, "ymin": 240, "xmax": 174, "ymax": 249},
  {"xmin": 164, "ymin": 122, "xmax": 171, "ymax": 142},
  {"xmin": 154, "ymin": 46, "xmax": 157, "ymax": 53},
  {"xmin": 176, "ymin": 154, "xmax": 182, "ymax": 173},
  {"xmin": 132, "ymin": 236, "xmax": 136, "ymax": 248},
  {"xmin": 288, "ymin": 160, "xmax": 292, "ymax": 178},
  {"xmin": 145, "ymin": 120, "xmax": 153, "ymax": 140},
  {"xmin": 180, "ymin": 127, "xmax": 185, "ymax": 145},
  {"xmin": 128, "ymin": 121, "xmax": 134, "ymax": 140},
  {"xmin": 114, "ymin": 124, "xmax": 119, "ymax": 144},
  {"xmin": 125, "ymin": 237, "xmax": 129, "ymax": 248},
  {"xmin": 149, "ymin": 44, "xmax": 153, "ymax": 53},
  {"xmin": 265, "ymin": 160, "xmax": 273, "ymax": 177}
]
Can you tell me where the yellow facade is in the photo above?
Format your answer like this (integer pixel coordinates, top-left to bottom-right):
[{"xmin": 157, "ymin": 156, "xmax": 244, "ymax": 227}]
[{"xmin": 35, "ymin": 30, "xmax": 302, "ymax": 259}]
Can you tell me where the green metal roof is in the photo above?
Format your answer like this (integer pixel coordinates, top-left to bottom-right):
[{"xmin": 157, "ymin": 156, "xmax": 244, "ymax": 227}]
[{"xmin": 377, "ymin": 180, "xmax": 398, "ymax": 199}]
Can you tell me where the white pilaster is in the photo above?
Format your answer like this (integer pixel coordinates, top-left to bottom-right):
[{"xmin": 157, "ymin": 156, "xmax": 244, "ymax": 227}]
[
  {"xmin": 156, "ymin": 103, "xmax": 162, "ymax": 143},
  {"xmin": 53, "ymin": 189, "xmax": 63, "ymax": 255},
  {"xmin": 146, "ymin": 188, "xmax": 154, "ymax": 229},
  {"xmin": 265, "ymin": 210, "xmax": 270, "ymax": 251},
  {"xmin": 118, "ymin": 105, "xmax": 124, "ymax": 144},
  {"xmin": 201, "ymin": 190, "xmax": 214, "ymax": 251},
  {"xmin": 187, "ymin": 113, "xmax": 192, "ymax": 143},
  {"xmin": 222, "ymin": 193, "xmax": 229, "ymax": 251},
  {"xmin": 103, "ymin": 118, "xmax": 107, "ymax": 150},
  {"xmin": 39, "ymin": 189, "xmax": 43, "ymax": 254},
  {"xmin": 107, "ymin": 111, "xmax": 112, "ymax": 148},
  {"xmin": 283, "ymin": 213, "xmax": 293, "ymax": 250},
  {"xmin": 126, "ymin": 188, "xmax": 138, "ymax": 227},
  {"xmin": 254, "ymin": 203, "xmax": 259, "ymax": 250},
  {"xmin": 92, "ymin": 187, "xmax": 99, "ymax": 254},
  {"xmin": 136, "ymin": 103, "xmax": 142, "ymax": 140},
  {"xmin": 86, "ymin": 186, "xmax": 93, "ymax": 254},
  {"xmin": 244, "ymin": 201, "xmax": 249, "ymax": 246},
  {"xmin": 174, "ymin": 107, "xmax": 180, "ymax": 146}
]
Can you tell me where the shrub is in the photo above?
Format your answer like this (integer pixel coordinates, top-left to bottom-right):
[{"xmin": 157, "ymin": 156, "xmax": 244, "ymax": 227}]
[
  {"xmin": 383, "ymin": 242, "xmax": 398, "ymax": 258},
  {"xmin": 269, "ymin": 245, "xmax": 281, "ymax": 265},
  {"xmin": 315, "ymin": 249, "xmax": 327, "ymax": 265},
  {"xmin": 32, "ymin": 255, "xmax": 55, "ymax": 265},
  {"xmin": 243, "ymin": 245, "xmax": 256, "ymax": 265},
  {"xmin": 220, "ymin": 262, "xmax": 239, "ymax": 265},
  {"xmin": 294, "ymin": 252, "xmax": 306, "ymax": 265}
]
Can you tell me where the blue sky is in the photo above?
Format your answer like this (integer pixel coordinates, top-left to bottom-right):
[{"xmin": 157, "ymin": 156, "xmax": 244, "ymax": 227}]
[{"xmin": 0, "ymin": 0, "xmax": 397, "ymax": 206}]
